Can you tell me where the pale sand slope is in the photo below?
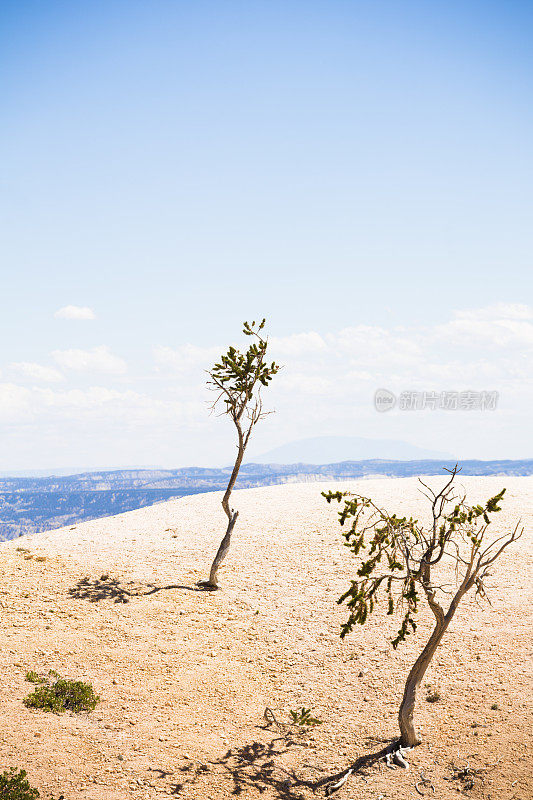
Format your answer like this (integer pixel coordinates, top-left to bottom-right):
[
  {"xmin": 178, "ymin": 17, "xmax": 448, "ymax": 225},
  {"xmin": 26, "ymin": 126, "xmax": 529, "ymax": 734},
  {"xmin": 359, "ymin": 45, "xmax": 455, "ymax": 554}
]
[{"xmin": 0, "ymin": 477, "xmax": 531, "ymax": 800}]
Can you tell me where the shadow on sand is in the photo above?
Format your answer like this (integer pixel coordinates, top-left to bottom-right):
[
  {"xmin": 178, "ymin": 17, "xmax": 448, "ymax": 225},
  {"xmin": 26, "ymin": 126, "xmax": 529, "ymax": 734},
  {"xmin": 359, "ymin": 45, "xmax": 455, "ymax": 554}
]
[
  {"xmin": 68, "ymin": 575, "xmax": 210, "ymax": 603},
  {"xmin": 152, "ymin": 733, "xmax": 397, "ymax": 798}
]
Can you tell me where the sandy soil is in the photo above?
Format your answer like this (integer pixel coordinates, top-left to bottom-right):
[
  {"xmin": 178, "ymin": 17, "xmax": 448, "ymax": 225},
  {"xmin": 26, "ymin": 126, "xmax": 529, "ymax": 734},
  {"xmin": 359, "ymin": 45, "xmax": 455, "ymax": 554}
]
[{"xmin": 0, "ymin": 476, "xmax": 531, "ymax": 800}]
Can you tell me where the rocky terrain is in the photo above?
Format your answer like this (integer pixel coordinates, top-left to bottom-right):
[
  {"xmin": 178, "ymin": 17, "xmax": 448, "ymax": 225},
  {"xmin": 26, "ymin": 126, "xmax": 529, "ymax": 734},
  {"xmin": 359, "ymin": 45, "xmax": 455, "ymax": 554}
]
[{"xmin": 0, "ymin": 476, "xmax": 531, "ymax": 799}]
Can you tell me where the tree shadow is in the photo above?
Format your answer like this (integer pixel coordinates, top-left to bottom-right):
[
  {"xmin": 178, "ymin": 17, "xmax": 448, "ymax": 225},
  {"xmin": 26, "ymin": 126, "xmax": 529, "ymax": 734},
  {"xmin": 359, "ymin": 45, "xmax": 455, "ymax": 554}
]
[
  {"xmin": 68, "ymin": 575, "xmax": 204, "ymax": 603},
  {"xmin": 163, "ymin": 734, "xmax": 398, "ymax": 798},
  {"xmin": 165, "ymin": 737, "xmax": 311, "ymax": 798},
  {"xmin": 147, "ymin": 767, "xmax": 174, "ymax": 778}
]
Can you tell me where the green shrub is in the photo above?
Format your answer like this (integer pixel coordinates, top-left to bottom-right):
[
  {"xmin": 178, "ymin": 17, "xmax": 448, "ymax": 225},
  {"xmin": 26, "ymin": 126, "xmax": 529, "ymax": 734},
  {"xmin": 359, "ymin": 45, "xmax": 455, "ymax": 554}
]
[
  {"xmin": 23, "ymin": 671, "xmax": 99, "ymax": 713},
  {"xmin": 0, "ymin": 768, "xmax": 39, "ymax": 799},
  {"xmin": 289, "ymin": 707, "xmax": 322, "ymax": 726},
  {"xmin": 24, "ymin": 672, "xmax": 46, "ymax": 685}
]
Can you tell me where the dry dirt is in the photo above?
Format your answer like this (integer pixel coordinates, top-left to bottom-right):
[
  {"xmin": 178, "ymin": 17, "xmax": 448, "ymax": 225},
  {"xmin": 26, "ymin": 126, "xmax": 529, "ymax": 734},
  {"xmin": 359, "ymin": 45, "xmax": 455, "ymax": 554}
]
[{"xmin": 0, "ymin": 476, "xmax": 531, "ymax": 800}]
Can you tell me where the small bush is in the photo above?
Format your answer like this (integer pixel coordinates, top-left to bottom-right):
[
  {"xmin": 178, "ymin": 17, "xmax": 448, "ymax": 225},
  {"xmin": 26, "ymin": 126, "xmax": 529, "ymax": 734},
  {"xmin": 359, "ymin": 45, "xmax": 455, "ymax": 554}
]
[
  {"xmin": 0, "ymin": 767, "xmax": 39, "ymax": 800},
  {"xmin": 425, "ymin": 691, "xmax": 441, "ymax": 703},
  {"xmin": 25, "ymin": 672, "xmax": 46, "ymax": 685},
  {"xmin": 490, "ymin": 702, "xmax": 499, "ymax": 710},
  {"xmin": 23, "ymin": 671, "xmax": 99, "ymax": 713},
  {"xmin": 289, "ymin": 707, "xmax": 322, "ymax": 726}
]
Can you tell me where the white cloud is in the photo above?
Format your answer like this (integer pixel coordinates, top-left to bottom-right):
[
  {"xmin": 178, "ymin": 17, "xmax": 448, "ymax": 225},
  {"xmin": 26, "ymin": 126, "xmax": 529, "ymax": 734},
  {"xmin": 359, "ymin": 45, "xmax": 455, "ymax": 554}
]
[
  {"xmin": 10, "ymin": 361, "xmax": 64, "ymax": 383},
  {"xmin": 454, "ymin": 303, "xmax": 532, "ymax": 321},
  {"xmin": 328, "ymin": 325, "xmax": 423, "ymax": 368},
  {"xmin": 262, "ymin": 307, "xmax": 533, "ymax": 443},
  {"xmin": 277, "ymin": 372, "xmax": 334, "ymax": 396},
  {"xmin": 2, "ymin": 303, "xmax": 532, "ymax": 464},
  {"xmin": 0, "ymin": 383, "xmax": 33, "ymax": 422},
  {"xmin": 270, "ymin": 331, "xmax": 327, "ymax": 357},
  {"xmin": 434, "ymin": 303, "xmax": 533, "ymax": 349},
  {"xmin": 54, "ymin": 305, "xmax": 96, "ymax": 320},
  {"xmin": 39, "ymin": 386, "xmax": 130, "ymax": 409},
  {"xmin": 0, "ymin": 383, "xmax": 202, "ymax": 428},
  {"xmin": 52, "ymin": 346, "xmax": 127, "ymax": 374},
  {"xmin": 155, "ymin": 310, "xmax": 531, "ymax": 415},
  {"xmin": 435, "ymin": 315, "xmax": 533, "ymax": 349},
  {"xmin": 153, "ymin": 343, "xmax": 221, "ymax": 373}
]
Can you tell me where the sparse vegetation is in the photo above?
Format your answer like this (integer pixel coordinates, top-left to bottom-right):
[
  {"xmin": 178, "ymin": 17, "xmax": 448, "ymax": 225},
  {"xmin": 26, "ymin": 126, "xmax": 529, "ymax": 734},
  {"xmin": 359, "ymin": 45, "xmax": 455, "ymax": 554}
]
[
  {"xmin": 13, "ymin": 549, "xmax": 45, "ymax": 562},
  {"xmin": 425, "ymin": 690, "xmax": 441, "ymax": 703},
  {"xmin": 324, "ymin": 464, "xmax": 522, "ymax": 751},
  {"xmin": 0, "ymin": 768, "xmax": 39, "ymax": 800},
  {"xmin": 491, "ymin": 702, "xmax": 499, "ymax": 710},
  {"xmin": 23, "ymin": 671, "xmax": 99, "ymax": 713},
  {"xmin": 201, "ymin": 319, "xmax": 280, "ymax": 589},
  {"xmin": 263, "ymin": 705, "xmax": 322, "ymax": 734},
  {"xmin": 445, "ymin": 758, "xmax": 499, "ymax": 791},
  {"xmin": 24, "ymin": 671, "xmax": 46, "ymax": 685},
  {"xmin": 289, "ymin": 707, "xmax": 322, "ymax": 726}
]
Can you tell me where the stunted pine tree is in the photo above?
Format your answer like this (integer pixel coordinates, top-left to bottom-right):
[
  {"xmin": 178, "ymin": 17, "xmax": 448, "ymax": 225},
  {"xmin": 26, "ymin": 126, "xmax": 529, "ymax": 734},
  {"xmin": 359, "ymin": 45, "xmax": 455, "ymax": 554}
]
[
  {"xmin": 323, "ymin": 466, "xmax": 522, "ymax": 753},
  {"xmin": 201, "ymin": 319, "xmax": 280, "ymax": 590}
]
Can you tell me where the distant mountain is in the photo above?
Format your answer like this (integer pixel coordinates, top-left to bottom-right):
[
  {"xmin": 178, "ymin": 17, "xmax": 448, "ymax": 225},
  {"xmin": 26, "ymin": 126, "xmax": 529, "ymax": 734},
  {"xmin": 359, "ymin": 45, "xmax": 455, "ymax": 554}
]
[
  {"xmin": 253, "ymin": 436, "xmax": 451, "ymax": 463},
  {"xmin": 0, "ymin": 488, "xmax": 207, "ymax": 541},
  {"xmin": 2, "ymin": 458, "xmax": 532, "ymax": 541}
]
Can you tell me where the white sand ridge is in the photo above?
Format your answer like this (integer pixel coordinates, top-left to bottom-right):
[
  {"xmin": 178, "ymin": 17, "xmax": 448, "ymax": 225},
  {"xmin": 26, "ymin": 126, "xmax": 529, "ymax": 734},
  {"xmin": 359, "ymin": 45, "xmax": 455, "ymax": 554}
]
[{"xmin": 0, "ymin": 477, "xmax": 531, "ymax": 798}]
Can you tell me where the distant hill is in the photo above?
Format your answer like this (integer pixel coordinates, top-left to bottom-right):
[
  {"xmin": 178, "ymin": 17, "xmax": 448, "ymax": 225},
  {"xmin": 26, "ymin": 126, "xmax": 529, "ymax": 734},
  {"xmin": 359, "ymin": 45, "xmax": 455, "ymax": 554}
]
[
  {"xmin": 1, "ymin": 458, "xmax": 532, "ymax": 541},
  {"xmin": 253, "ymin": 436, "xmax": 452, "ymax": 463}
]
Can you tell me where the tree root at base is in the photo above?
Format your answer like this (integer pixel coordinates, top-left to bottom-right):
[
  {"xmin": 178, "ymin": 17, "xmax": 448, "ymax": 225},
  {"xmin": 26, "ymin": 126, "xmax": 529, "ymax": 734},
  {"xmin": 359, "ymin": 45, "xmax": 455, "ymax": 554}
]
[
  {"xmin": 195, "ymin": 580, "xmax": 220, "ymax": 591},
  {"xmin": 324, "ymin": 742, "xmax": 413, "ymax": 796}
]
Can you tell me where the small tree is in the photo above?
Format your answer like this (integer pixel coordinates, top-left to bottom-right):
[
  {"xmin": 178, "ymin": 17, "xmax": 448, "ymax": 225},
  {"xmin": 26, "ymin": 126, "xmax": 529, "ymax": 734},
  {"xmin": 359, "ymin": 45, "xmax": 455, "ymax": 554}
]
[
  {"xmin": 201, "ymin": 319, "xmax": 280, "ymax": 589},
  {"xmin": 323, "ymin": 466, "xmax": 522, "ymax": 749}
]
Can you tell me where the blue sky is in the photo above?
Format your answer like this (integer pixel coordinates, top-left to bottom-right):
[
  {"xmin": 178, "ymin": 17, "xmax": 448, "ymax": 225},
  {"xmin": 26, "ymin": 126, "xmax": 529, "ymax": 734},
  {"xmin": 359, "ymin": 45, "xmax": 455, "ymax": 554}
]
[{"xmin": 1, "ymin": 1, "xmax": 532, "ymax": 469}]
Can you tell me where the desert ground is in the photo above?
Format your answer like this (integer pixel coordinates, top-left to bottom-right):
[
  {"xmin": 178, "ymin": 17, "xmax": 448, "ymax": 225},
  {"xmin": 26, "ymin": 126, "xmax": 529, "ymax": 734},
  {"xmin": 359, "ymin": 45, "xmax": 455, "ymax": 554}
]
[{"xmin": 0, "ymin": 476, "xmax": 531, "ymax": 800}]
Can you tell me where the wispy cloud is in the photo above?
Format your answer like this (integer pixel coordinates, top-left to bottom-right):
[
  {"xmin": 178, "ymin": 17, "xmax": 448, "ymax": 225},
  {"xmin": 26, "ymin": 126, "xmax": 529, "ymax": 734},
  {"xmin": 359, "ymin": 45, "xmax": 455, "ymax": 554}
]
[
  {"xmin": 52, "ymin": 346, "xmax": 127, "ymax": 374},
  {"xmin": 0, "ymin": 382, "xmax": 202, "ymax": 427},
  {"xmin": 1, "ymin": 304, "xmax": 531, "ymax": 464},
  {"xmin": 453, "ymin": 303, "xmax": 532, "ymax": 321},
  {"xmin": 270, "ymin": 331, "xmax": 327, "ymax": 357},
  {"xmin": 9, "ymin": 361, "xmax": 64, "ymax": 383},
  {"xmin": 435, "ymin": 304, "xmax": 533, "ymax": 349},
  {"xmin": 0, "ymin": 383, "xmax": 33, "ymax": 422},
  {"xmin": 54, "ymin": 305, "xmax": 96, "ymax": 320},
  {"xmin": 153, "ymin": 343, "xmax": 221, "ymax": 373}
]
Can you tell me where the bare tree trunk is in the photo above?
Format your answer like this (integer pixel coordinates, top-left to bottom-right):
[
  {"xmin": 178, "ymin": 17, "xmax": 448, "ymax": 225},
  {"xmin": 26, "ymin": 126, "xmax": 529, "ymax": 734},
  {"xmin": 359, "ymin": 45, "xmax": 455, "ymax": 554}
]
[
  {"xmin": 207, "ymin": 510, "xmax": 239, "ymax": 588},
  {"xmin": 202, "ymin": 425, "xmax": 246, "ymax": 589},
  {"xmin": 221, "ymin": 432, "xmax": 244, "ymax": 521},
  {"xmin": 398, "ymin": 618, "xmax": 449, "ymax": 746}
]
